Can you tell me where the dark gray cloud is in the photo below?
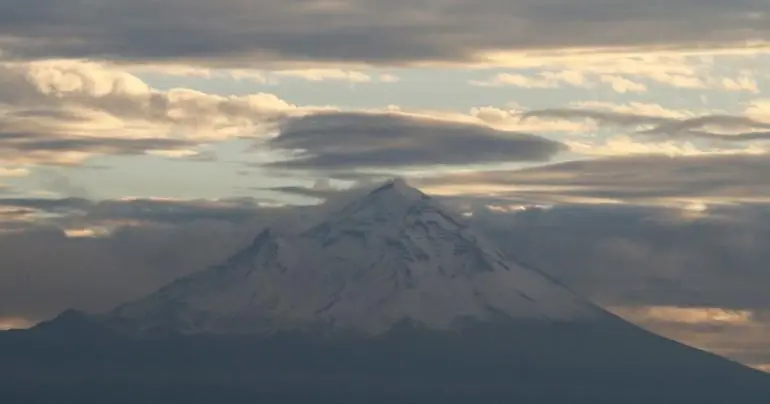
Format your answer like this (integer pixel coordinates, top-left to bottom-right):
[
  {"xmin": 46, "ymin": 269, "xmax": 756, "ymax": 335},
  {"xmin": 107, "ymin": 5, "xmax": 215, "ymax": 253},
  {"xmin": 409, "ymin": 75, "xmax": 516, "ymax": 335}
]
[
  {"xmin": 523, "ymin": 109, "xmax": 770, "ymax": 142},
  {"xmin": 0, "ymin": 223, "xmax": 259, "ymax": 321},
  {"xmin": 419, "ymin": 154, "xmax": 770, "ymax": 204},
  {"xmin": 467, "ymin": 203, "xmax": 770, "ymax": 310},
  {"xmin": 0, "ymin": 127, "xmax": 198, "ymax": 166},
  {"xmin": 467, "ymin": 202, "xmax": 770, "ymax": 369},
  {"xmin": 266, "ymin": 112, "xmax": 565, "ymax": 173},
  {"xmin": 265, "ymin": 185, "xmax": 349, "ymax": 202},
  {"xmin": 0, "ymin": 197, "xmax": 93, "ymax": 211},
  {"xmin": 2, "ymin": 130, "xmax": 195, "ymax": 154},
  {"xmin": 0, "ymin": 196, "xmax": 319, "ymax": 321},
  {"xmin": 0, "ymin": 196, "xmax": 310, "ymax": 228},
  {"xmin": 641, "ymin": 116, "xmax": 770, "ymax": 142},
  {"xmin": 0, "ymin": 0, "xmax": 768, "ymax": 65}
]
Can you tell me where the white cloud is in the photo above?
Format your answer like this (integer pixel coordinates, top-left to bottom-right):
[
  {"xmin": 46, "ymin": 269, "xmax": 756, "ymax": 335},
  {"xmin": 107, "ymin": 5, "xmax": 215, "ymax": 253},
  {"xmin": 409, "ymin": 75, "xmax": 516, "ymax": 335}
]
[
  {"xmin": 612, "ymin": 306, "xmax": 754, "ymax": 326},
  {"xmin": 478, "ymin": 48, "xmax": 770, "ymax": 93},
  {"xmin": 378, "ymin": 73, "xmax": 401, "ymax": 83},
  {"xmin": 599, "ymin": 75, "xmax": 647, "ymax": 93},
  {"xmin": 471, "ymin": 71, "xmax": 590, "ymax": 88},
  {"xmin": 145, "ymin": 149, "xmax": 202, "ymax": 158},
  {"xmin": 471, "ymin": 73, "xmax": 557, "ymax": 88},
  {"xmin": 720, "ymin": 75, "xmax": 760, "ymax": 93},
  {"xmin": 0, "ymin": 316, "xmax": 33, "ymax": 330},
  {"xmin": 0, "ymin": 59, "xmax": 318, "ymax": 166},
  {"xmin": 274, "ymin": 68, "xmax": 373, "ymax": 83},
  {"xmin": 64, "ymin": 227, "xmax": 109, "ymax": 238},
  {"xmin": 745, "ymin": 99, "xmax": 770, "ymax": 120},
  {"xmin": 471, "ymin": 106, "xmax": 597, "ymax": 133},
  {"xmin": 566, "ymin": 135, "xmax": 768, "ymax": 158},
  {"xmin": 569, "ymin": 101, "xmax": 699, "ymax": 119},
  {"xmin": 0, "ymin": 167, "xmax": 30, "ymax": 177}
]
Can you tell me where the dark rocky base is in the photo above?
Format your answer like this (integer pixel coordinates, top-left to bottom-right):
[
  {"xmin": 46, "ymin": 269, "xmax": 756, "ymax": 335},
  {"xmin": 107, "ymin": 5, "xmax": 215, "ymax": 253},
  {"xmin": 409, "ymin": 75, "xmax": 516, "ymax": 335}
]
[{"xmin": 2, "ymin": 318, "xmax": 769, "ymax": 403}]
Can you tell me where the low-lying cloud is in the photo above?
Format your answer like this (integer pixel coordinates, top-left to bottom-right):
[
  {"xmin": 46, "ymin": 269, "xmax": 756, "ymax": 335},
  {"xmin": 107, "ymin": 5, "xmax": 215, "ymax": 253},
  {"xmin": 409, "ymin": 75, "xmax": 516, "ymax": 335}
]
[{"xmin": 420, "ymin": 154, "xmax": 770, "ymax": 205}]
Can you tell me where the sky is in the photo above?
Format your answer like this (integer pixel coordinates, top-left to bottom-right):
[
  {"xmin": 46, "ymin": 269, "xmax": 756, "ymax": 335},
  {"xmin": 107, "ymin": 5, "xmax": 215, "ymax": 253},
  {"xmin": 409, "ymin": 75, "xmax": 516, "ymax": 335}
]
[{"xmin": 1, "ymin": 0, "xmax": 770, "ymax": 372}]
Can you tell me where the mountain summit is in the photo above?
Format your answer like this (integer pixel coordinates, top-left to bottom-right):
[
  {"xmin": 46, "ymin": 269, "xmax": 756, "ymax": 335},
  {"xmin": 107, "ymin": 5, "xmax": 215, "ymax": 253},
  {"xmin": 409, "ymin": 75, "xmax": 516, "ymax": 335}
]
[{"xmin": 104, "ymin": 179, "xmax": 601, "ymax": 336}]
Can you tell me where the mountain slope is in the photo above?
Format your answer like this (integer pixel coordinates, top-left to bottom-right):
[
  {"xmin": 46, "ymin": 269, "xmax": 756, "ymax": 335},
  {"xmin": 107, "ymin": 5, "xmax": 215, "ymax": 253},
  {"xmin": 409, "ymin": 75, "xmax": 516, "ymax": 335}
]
[{"xmin": 103, "ymin": 179, "xmax": 603, "ymax": 336}]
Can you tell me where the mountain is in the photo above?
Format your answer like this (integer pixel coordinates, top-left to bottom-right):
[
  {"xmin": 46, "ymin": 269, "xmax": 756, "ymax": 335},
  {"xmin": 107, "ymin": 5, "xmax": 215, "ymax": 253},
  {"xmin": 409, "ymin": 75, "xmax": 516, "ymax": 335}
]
[
  {"xmin": 1, "ymin": 179, "xmax": 769, "ymax": 403},
  {"xmin": 102, "ymin": 178, "xmax": 602, "ymax": 336}
]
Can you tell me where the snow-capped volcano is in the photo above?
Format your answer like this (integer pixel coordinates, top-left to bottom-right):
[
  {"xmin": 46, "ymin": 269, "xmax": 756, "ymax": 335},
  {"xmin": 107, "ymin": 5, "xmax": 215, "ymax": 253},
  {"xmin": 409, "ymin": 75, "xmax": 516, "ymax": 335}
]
[
  {"xmin": 9, "ymin": 179, "xmax": 770, "ymax": 403},
  {"xmin": 104, "ymin": 179, "xmax": 602, "ymax": 336}
]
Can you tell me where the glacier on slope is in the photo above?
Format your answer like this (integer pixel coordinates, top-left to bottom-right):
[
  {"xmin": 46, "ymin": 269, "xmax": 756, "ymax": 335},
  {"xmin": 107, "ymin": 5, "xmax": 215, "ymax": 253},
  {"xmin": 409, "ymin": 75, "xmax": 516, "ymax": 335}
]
[{"xmin": 104, "ymin": 179, "xmax": 603, "ymax": 336}]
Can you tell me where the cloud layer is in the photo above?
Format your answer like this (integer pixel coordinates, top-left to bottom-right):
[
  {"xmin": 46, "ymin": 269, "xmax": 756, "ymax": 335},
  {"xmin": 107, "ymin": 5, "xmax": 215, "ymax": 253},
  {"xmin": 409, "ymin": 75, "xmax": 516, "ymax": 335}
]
[
  {"xmin": 0, "ymin": 0, "xmax": 769, "ymax": 66},
  {"xmin": 420, "ymin": 154, "xmax": 770, "ymax": 205},
  {"xmin": 524, "ymin": 105, "xmax": 770, "ymax": 143}
]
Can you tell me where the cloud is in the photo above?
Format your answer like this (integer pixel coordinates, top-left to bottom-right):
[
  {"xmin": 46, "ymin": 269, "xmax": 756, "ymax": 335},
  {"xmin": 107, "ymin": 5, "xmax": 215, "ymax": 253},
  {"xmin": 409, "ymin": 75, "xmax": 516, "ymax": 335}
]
[
  {"xmin": 0, "ymin": 196, "xmax": 306, "ymax": 228},
  {"xmin": 599, "ymin": 75, "xmax": 647, "ymax": 93},
  {"xmin": 564, "ymin": 135, "xmax": 767, "ymax": 158},
  {"xmin": 0, "ymin": 59, "xmax": 314, "ymax": 167},
  {"xmin": 746, "ymin": 99, "xmax": 770, "ymax": 120},
  {"xmin": 471, "ymin": 71, "xmax": 590, "ymax": 88},
  {"xmin": 481, "ymin": 50, "xmax": 768, "ymax": 94},
  {"xmin": 522, "ymin": 107, "xmax": 672, "ymax": 127},
  {"xmin": 446, "ymin": 198, "xmax": 770, "ymax": 370},
  {"xmin": 464, "ymin": 202, "xmax": 770, "ymax": 312},
  {"xmin": 378, "ymin": 73, "xmax": 401, "ymax": 83},
  {"xmin": 721, "ymin": 75, "xmax": 760, "ymax": 92},
  {"xmin": 274, "ymin": 69, "xmax": 372, "ymax": 83},
  {"xmin": 0, "ymin": 0, "xmax": 769, "ymax": 67},
  {"xmin": 0, "ymin": 317, "xmax": 33, "ymax": 330},
  {"xmin": 0, "ymin": 195, "xmax": 317, "ymax": 320},
  {"xmin": 640, "ymin": 115, "xmax": 770, "ymax": 141},
  {"xmin": 0, "ymin": 167, "xmax": 28, "ymax": 177},
  {"xmin": 2, "ymin": 58, "xmax": 765, "ymax": 173},
  {"xmin": 610, "ymin": 304, "xmax": 770, "ymax": 371},
  {"xmin": 472, "ymin": 71, "xmax": 652, "ymax": 93},
  {"xmin": 264, "ymin": 111, "xmax": 566, "ymax": 174},
  {"xmin": 613, "ymin": 306, "xmax": 754, "ymax": 326},
  {"xmin": 0, "ymin": 131, "xmax": 198, "ymax": 166},
  {"xmin": 418, "ymin": 154, "xmax": 770, "ymax": 205},
  {"xmin": 0, "ymin": 223, "xmax": 259, "ymax": 321},
  {"xmin": 523, "ymin": 105, "xmax": 770, "ymax": 144},
  {"xmin": 471, "ymin": 106, "xmax": 598, "ymax": 134},
  {"xmin": 570, "ymin": 101, "xmax": 698, "ymax": 119},
  {"xmin": 0, "ymin": 59, "xmax": 591, "ymax": 171},
  {"xmin": 0, "ymin": 60, "xmax": 300, "ymax": 134}
]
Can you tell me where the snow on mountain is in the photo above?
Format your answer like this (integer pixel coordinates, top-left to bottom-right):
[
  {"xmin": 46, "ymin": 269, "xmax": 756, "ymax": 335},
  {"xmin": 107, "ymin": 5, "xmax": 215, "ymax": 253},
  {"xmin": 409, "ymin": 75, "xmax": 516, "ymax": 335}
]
[{"xmin": 104, "ymin": 179, "xmax": 604, "ymax": 336}]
